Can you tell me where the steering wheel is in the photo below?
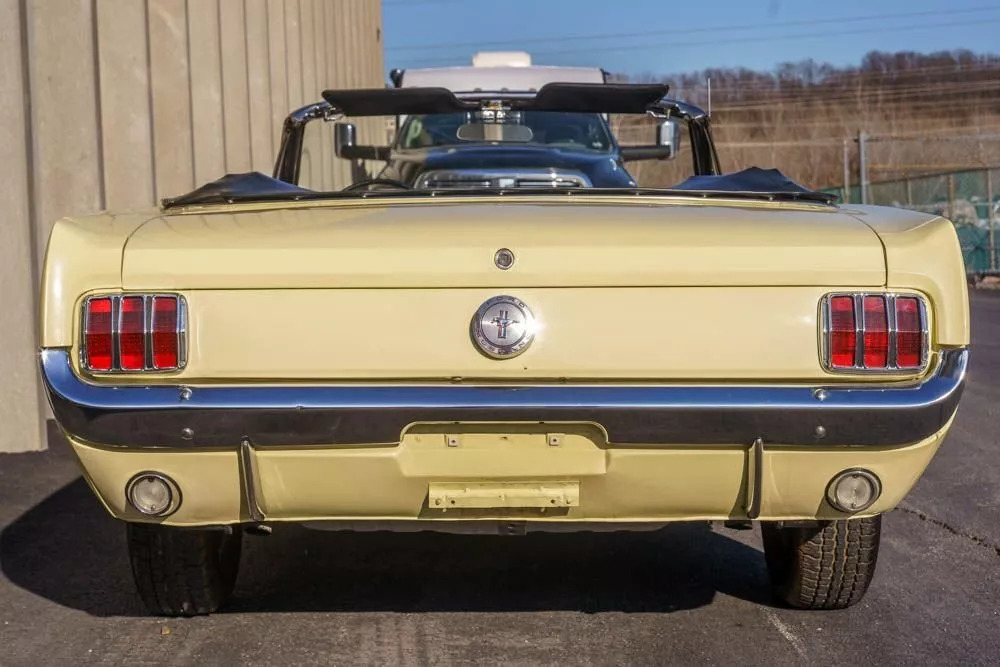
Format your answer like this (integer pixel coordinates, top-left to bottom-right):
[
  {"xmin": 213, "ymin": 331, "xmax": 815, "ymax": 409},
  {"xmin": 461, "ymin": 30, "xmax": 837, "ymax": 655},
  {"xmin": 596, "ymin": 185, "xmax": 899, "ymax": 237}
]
[{"xmin": 343, "ymin": 178, "xmax": 412, "ymax": 192}]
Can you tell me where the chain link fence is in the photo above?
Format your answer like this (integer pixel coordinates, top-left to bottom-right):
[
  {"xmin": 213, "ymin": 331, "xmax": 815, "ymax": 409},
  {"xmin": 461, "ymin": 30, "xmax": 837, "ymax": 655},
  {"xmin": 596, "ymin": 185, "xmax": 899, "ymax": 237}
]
[{"xmin": 823, "ymin": 167, "xmax": 1000, "ymax": 275}]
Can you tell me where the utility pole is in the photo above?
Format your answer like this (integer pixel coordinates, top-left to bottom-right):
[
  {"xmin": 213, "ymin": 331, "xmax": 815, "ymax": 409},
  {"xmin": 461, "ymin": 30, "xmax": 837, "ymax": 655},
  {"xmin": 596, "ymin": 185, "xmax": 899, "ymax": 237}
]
[
  {"xmin": 842, "ymin": 139, "xmax": 850, "ymax": 204},
  {"xmin": 857, "ymin": 131, "xmax": 869, "ymax": 205}
]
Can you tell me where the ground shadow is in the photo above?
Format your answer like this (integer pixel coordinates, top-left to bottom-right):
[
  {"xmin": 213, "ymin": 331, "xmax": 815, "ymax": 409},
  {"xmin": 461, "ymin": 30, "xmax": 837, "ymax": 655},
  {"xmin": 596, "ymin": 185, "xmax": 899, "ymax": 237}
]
[{"xmin": 1, "ymin": 438, "xmax": 776, "ymax": 617}]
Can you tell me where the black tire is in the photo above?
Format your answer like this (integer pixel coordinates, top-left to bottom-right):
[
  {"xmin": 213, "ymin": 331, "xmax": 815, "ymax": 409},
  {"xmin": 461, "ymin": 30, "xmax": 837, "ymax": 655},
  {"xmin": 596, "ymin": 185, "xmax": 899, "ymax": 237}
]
[
  {"xmin": 761, "ymin": 515, "xmax": 881, "ymax": 610},
  {"xmin": 127, "ymin": 523, "xmax": 243, "ymax": 616}
]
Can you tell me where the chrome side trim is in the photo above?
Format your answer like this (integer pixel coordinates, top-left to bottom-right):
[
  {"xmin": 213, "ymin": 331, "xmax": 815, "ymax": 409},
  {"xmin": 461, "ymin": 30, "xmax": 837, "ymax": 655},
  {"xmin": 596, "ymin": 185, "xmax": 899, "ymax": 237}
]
[{"xmin": 40, "ymin": 347, "xmax": 967, "ymax": 449}]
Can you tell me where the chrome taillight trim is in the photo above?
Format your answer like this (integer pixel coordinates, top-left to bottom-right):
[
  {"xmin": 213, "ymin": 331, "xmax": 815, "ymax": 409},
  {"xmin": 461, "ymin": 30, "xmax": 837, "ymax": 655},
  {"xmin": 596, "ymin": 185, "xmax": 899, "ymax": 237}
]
[
  {"xmin": 820, "ymin": 292, "xmax": 929, "ymax": 374},
  {"xmin": 81, "ymin": 296, "xmax": 117, "ymax": 372},
  {"xmin": 116, "ymin": 295, "xmax": 146, "ymax": 371},
  {"xmin": 150, "ymin": 295, "xmax": 188, "ymax": 370},
  {"xmin": 81, "ymin": 294, "xmax": 187, "ymax": 373}
]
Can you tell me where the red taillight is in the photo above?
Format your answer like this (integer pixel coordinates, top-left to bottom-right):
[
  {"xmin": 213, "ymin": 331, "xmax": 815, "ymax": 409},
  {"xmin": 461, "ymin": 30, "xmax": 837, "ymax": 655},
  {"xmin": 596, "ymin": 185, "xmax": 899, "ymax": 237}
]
[
  {"xmin": 829, "ymin": 296, "xmax": 856, "ymax": 368},
  {"xmin": 85, "ymin": 297, "xmax": 113, "ymax": 371},
  {"xmin": 119, "ymin": 296, "xmax": 146, "ymax": 370},
  {"xmin": 863, "ymin": 296, "xmax": 888, "ymax": 368},
  {"xmin": 83, "ymin": 294, "xmax": 184, "ymax": 372},
  {"xmin": 895, "ymin": 297, "xmax": 923, "ymax": 368},
  {"xmin": 824, "ymin": 293, "xmax": 926, "ymax": 372},
  {"xmin": 152, "ymin": 297, "xmax": 179, "ymax": 369}
]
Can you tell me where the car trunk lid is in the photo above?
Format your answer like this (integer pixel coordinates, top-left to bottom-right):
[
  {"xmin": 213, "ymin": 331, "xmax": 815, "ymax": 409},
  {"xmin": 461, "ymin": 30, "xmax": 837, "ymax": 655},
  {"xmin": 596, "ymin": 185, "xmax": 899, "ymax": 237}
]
[{"xmin": 122, "ymin": 199, "xmax": 885, "ymax": 289}]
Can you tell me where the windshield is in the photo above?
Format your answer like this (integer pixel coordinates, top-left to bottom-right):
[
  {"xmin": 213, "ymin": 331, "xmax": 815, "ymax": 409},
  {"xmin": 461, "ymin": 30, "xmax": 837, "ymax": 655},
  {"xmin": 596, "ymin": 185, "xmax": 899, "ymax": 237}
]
[{"xmin": 396, "ymin": 111, "xmax": 614, "ymax": 153}]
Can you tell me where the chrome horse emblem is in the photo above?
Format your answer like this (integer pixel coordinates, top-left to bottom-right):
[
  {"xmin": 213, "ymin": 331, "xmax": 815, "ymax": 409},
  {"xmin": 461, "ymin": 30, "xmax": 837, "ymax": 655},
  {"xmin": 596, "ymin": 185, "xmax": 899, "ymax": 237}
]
[{"xmin": 471, "ymin": 296, "xmax": 535, "ymax": 358}]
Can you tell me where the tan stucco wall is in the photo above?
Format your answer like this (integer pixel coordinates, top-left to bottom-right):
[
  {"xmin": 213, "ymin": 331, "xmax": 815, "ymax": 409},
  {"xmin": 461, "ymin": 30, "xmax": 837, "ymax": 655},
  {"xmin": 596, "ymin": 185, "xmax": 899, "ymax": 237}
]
[{"xmin": 0, "ymin": 0, "xmax": 384, "ymax": 452}]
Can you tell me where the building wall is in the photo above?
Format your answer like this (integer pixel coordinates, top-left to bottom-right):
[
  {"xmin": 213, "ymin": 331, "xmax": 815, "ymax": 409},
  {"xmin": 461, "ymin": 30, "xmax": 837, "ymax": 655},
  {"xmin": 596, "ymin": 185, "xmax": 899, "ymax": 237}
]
[{"xmin": 0, "ymin": 0, "xmax": 384, "ymax": 453}]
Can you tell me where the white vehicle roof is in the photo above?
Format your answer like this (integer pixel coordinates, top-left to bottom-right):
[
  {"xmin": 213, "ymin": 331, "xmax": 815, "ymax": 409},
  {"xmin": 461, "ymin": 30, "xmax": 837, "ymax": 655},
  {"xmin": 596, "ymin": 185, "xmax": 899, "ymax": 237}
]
[{"xmin": 396, "ymin": 52, "xmax": 606, "ymax": 92}]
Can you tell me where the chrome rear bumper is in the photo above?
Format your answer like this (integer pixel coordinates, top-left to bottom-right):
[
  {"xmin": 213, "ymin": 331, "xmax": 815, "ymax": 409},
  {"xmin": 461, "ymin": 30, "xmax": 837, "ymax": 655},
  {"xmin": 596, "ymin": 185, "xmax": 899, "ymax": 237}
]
[{"xmin": 40, "ymin": 347, "xmax": 967, "ymax": 449}]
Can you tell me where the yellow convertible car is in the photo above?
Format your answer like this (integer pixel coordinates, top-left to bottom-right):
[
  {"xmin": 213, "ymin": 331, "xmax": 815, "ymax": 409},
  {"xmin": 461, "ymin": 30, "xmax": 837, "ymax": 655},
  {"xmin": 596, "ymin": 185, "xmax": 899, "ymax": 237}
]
[{"xmin": 39, "ymin": 83, "xmax": 969, "ymax": 616}]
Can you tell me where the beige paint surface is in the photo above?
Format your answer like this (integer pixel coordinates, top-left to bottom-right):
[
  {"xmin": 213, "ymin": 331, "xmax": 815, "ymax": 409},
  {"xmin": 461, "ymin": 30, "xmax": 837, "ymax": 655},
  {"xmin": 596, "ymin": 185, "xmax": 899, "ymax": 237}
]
[
  {"xmin": 65, "ymin": 420, "xmax": 950, "ymax": 527},
  {"xmin": 38, "ymin": 194, "xmax": 967, "ymax": 383},
  {"xmin": 2, "ymin": 0, "xmax": 384, "ymax": 451}
]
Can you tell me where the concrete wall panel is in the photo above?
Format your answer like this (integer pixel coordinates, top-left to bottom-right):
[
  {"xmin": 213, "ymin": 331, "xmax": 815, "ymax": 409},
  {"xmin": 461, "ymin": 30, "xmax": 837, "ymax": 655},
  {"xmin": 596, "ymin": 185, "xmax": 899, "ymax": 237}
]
[
  {"xmin": 95, "ymin": 0, "xmax": 154, "ymax": 209},
  {"xmin": 219, "ymin": 0, "xmax": 251, "ymax": 173},
  {"xmin": 245, "ymin": 0, "xmax": 272, "ymax": 173},
  {"xmin": 314, "ymin": 0, "xmax": 333, "ymax": 189},
  {"xmin": 266, "ymin": 0, "xmax": 288, "ymax": 155},
  {"xmin": 27, "ymin": 0, "xmax": 103, "ymax": 262},
  {"xmin": 3, "ymin": 0, "xmax": 383, "ymax": 451},
  {"xmin": 188, "ymin": 0, "xmax": 226, "ymax": 186},
  {"xmin": 0, "ymin": 0, "xmax": 44, "ymax": 453},
  {"xmin": 327, "ymin": 0, "xmax": 346, "ymax": 186},
  {"xmin": 299, "ymin": 0, "xmax": 321, "ymax": 188},
  {"xmin": 284, "ymin": 0, "xmax": 303, "ymax": 109},
  {"xmin": 149, "ymin": 0, "xmax": 194, "ymax": 199}
]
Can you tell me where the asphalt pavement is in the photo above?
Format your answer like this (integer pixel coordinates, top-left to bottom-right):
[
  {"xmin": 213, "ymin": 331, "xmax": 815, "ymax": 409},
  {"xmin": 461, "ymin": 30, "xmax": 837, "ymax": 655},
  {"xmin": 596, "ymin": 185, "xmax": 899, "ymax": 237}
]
[{"xmin": 1, "ymin": 293, "xmax": 998, "ymax": 665}]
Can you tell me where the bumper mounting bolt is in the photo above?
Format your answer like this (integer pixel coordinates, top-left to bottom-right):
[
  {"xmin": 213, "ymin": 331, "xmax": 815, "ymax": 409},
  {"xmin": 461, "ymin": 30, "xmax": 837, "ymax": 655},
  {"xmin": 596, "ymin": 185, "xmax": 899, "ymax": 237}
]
[
  {"xmin": 181, "ymin": 427, "xmax": 194, "ymax": 440},
  {"xmin": 814, "ymin": 425, "xmax": 827, "ymax": 439}
]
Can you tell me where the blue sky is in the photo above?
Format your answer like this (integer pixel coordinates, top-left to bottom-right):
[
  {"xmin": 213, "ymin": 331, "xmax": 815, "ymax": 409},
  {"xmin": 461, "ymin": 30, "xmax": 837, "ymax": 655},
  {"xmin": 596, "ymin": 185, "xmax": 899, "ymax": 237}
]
[{"xmin": 382, "ymin": 0, "xmax": 1000, "ymax": 77}]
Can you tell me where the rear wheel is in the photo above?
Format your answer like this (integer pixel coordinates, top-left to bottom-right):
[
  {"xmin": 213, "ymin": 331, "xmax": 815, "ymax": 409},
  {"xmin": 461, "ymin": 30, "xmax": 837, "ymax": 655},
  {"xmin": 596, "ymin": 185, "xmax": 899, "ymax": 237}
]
[
  {"xmin": 127, "ymin": 523, "xmax": 242, "ymax": 616},
  {"xmin": 761, "ymin": 515, "xmax": 881, "ymax": 609}
]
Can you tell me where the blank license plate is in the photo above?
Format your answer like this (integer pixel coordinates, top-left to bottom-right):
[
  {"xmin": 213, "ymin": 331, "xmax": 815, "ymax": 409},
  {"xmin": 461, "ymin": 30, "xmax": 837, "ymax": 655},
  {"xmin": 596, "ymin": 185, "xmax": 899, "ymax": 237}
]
[{"xmin": 428, "ymin": 482, "xmax": 580, "ymax": 509}]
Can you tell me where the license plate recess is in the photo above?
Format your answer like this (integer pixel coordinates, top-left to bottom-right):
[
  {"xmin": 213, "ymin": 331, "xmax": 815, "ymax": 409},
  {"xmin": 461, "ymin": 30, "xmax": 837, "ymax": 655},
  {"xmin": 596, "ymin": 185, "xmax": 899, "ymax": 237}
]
[{"xmin": 428, "ymin": 481, "xmax": 580, "ymax": 509}]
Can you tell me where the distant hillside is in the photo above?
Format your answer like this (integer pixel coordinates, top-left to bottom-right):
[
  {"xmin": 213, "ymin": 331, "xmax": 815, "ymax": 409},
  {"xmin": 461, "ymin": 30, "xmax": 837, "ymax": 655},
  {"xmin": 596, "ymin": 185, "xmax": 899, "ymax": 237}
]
[{"xmin": 616, "ymin": 50, "xmax": 1000, "ymax": 189}]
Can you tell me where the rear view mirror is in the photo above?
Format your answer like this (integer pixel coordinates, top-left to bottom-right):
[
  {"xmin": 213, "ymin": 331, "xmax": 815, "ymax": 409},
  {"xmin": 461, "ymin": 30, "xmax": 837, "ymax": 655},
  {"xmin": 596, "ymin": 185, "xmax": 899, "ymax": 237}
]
[
  {"xmin": 334, "ymin": 122, "xmax": 357, "ymax": 158},
  {"xmin": 619, "ymin": 119, "xmax": 681, "ymax": 162},
  {"xmin": 457, "ymin": 123, "xmax": 534, "ymax": 143},
  {"xmin": 656, "ymin": 119, "xmax": 681, "ymax": 159},
  {"xmin": 333, "ymin": 122, "xmax": 390, "ymax": 161}
]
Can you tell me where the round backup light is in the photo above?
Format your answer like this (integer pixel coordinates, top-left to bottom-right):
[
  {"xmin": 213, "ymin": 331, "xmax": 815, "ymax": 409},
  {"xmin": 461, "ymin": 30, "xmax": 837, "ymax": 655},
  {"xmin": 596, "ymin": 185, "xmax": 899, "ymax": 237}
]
[
  {"xmin": 126, "ymin": 473, "xmax": 178, "ymax": 517},
  {"xmin": 826, "ymin": 469, "xmax": 881, "ymax": 513}
]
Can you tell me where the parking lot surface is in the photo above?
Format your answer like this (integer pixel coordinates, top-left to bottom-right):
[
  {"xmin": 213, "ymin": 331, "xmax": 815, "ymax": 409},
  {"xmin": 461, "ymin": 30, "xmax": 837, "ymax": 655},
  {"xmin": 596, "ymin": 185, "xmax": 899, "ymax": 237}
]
[{"xmin": 2, "ymin": 293, "xmax": 998, "ymax": 665}]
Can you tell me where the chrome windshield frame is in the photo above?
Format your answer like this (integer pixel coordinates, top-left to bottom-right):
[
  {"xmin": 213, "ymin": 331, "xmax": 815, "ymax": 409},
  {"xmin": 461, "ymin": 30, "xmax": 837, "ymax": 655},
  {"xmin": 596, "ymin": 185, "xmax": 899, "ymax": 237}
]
[{"xmin": 271, "ymin": 91, "xmax": 720, "ymax": 186}]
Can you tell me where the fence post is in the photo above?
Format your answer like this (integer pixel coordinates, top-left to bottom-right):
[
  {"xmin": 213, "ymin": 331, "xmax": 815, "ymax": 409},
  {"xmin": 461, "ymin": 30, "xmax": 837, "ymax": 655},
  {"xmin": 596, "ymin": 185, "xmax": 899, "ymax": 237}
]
[
  {"xmin": 905, "ymin": 177, "xmax": 913, "ymax": 208},
  {"xmin": 948, "ymin": 173, "xmax": 956, "ymax": 221},
  {"xmin": 842, "ymin": 139, "xmax": 850, "ymax": 204},
  {"xmin": 988, "ymin": 168, "xmax": 996, "ymax": 272},
  {"xmin": 857, "ymin": 131, "xmax": 869, "ymax": 205}
]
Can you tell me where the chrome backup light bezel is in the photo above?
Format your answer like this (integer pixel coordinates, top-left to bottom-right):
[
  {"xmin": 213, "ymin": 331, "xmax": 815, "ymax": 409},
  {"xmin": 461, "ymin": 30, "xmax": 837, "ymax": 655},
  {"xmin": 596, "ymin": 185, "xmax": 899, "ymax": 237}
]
[
  {"xmin": 826, "ymin": 468, "xmax": 882, "ymax": 514},
  {"xmin": 820, "ymin": 292, "xmax": 929, "ymax": 374},
  {"xmin": 125, "ymin": 471, "xmax": 181, "ymax": 517},
  {"xmin": 80, "ymin": 294, "xmax": 187, "ymax": 374}
]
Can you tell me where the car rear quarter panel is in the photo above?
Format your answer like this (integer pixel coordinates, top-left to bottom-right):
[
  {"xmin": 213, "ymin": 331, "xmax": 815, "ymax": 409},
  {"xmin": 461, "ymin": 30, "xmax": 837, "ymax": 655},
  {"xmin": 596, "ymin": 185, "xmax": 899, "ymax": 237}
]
[
  {"xmin": 40, "ymin": 212, "xmax": 157, "ymax": 348},
  {"xmin": 846, "ymin": 206, "xmax": 970, "ymax": 346}
]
